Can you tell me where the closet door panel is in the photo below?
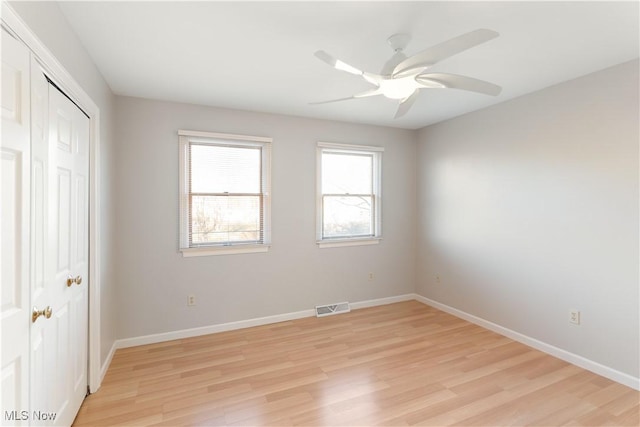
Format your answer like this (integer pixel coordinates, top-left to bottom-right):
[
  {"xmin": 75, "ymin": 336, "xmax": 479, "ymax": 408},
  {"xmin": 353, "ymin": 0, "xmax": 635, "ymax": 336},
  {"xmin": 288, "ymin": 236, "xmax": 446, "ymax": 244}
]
[
  {"xmin": 33, "ymin": 84, "xmax": 90, "ymax": 427},
  {"xmin": 1, "ymin": 28, "xmax": 31, "ymax": 426}
]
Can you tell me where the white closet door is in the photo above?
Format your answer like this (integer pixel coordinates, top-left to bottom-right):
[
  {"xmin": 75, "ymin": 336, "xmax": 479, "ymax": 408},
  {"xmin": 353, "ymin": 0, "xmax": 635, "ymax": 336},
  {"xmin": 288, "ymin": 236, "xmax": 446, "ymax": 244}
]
[
  {"xmin": 29, "ymin": 79, "xmax": 90, "ymax": 427},
  {"xmin": 2, "ymin": 27, "xmax": 90, "ymax": 427},
  {"xmin": 1, "ymin": 27, "xmax": 31, "ymax": 427}
]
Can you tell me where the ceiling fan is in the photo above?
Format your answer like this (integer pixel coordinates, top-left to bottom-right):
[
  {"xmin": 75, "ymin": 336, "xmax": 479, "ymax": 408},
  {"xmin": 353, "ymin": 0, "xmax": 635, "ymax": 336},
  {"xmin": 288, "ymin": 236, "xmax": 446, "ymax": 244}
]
[{"xmin": 312, "ymin": 29, "xmax": 502, "ymax": 118}]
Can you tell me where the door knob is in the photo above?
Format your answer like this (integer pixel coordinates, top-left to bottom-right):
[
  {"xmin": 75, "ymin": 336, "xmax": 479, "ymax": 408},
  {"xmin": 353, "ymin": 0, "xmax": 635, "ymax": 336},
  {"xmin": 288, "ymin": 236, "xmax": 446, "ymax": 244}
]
[
  {"xmin": 66, "ymin": 275, "xmax": 82, "ymax": 287},
  {"xmin": 32, "ymin": 306, "xmax": 52, "ymax": 323}
]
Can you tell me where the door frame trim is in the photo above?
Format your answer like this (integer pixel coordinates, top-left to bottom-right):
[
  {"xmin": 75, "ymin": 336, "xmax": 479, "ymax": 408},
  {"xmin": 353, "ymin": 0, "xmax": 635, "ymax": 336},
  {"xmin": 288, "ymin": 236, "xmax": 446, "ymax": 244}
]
[{"xmin": 2, "ymin": 2, "xmax": 103, "ymax": 392}]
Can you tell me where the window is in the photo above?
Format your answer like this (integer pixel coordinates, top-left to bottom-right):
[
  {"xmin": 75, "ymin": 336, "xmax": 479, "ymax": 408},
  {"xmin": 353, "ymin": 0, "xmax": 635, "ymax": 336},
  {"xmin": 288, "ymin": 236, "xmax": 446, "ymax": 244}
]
[
  {"xmin": 317, "ymin": 142, "xmax": 383, "ymax": 247},
  {"xmin": 179, "ymin": 130, "xmax": 271, "ymax": 256}
]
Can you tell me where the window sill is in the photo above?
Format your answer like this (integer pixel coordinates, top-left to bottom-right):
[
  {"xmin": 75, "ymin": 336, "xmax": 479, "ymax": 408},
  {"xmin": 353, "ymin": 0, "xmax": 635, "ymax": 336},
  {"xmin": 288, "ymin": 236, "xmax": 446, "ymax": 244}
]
[
  {"xmin": 317, "ymin": 238, "xmax": 381, "ymax": 249},
  {"xmin": 181, "ymin": 245, "xmax": 270, "ymax": 257}
]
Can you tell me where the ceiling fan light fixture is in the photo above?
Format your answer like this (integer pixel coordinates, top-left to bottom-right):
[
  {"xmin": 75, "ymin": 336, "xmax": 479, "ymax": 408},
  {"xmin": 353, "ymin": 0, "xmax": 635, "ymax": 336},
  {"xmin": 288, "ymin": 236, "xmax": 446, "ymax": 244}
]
[{"xmin": 379, "ymin": 76, "xmax": 419, "ymax": 100}]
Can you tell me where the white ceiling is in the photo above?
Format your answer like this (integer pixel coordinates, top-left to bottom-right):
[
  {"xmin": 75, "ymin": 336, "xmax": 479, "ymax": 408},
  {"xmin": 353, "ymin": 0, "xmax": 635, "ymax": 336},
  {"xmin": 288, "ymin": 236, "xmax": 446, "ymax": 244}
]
[{"xmin": 57, "ymin": 1, "xmax": 639, "ymax": 130}]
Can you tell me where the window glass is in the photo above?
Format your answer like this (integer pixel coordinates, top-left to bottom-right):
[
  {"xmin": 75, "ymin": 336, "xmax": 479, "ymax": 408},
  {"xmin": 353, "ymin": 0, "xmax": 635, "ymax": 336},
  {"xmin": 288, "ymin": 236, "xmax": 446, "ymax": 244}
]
[
  {"xmin": 317, "ymin": 143, "xmax": 382, "ymax": 244},
  {"xmin": 179, "ymin": 131, "xmax": 271, "ymax": 255},
  {"xmin": 322, "ymin": 152, "xmax": 372, "ymax": 194},
  {"xmin": 190, "ymin": 144, "xmax": 261, "ymax": 194}
]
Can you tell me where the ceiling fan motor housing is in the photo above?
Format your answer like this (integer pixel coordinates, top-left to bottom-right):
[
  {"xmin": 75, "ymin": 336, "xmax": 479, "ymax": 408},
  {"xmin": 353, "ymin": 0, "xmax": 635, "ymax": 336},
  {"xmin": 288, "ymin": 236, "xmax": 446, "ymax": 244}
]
[{"xmin": 387, "ymin": 33, "xmax": 411, "ymax": 52}]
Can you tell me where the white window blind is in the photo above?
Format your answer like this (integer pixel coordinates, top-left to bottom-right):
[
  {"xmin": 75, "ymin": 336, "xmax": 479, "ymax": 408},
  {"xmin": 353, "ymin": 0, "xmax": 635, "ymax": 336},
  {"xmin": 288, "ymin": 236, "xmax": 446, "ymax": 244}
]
[
  {"xmin": 317, "ymin": 142, "xmax": 383, "ymax": 245},
  {"xmin": 179, "ymin": 130, "xmax": 271, "ymax": 255}
]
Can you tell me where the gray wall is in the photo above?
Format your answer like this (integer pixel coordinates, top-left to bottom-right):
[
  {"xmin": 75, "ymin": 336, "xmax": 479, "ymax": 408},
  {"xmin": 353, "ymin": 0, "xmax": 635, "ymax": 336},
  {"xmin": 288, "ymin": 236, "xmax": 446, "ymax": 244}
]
[
  {"xmin": 10, "ymin": 1, "xmax": 118, "ymax": 367},
  {"xmin": 416, "ymin": 59, "xmax": 639, "ymax": 378},
  {"xmin": 114, "ymin": 97, "xmax": 417, "ymax": 339}
]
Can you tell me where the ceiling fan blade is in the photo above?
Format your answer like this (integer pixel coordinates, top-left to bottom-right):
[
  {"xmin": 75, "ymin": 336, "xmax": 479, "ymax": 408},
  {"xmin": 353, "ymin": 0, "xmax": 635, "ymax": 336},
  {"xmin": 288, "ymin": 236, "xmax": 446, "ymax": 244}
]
[
  {"xmin": 394, "ymin": 90, "xmax": 419, "ymax": 119},
  {"xmin": 309, "ymin": 88, "xmax": 383, "ymax": 105},
  {"xmin": 392, "ymin": 29, "xmax": 499, "ymax": 77},
  {"xmin": 309, "ymin": 97, "xmax": 357, "ymax": 105},
  {"xmin": 314, "ymin": 50, "xmax": 364, "ymax": 76},
  {"xmin": 416, "ymin": 73, "xmax": 502, "ymax": 96},
  {"xmin": 315, "ymin": 50, "xmax": 383, "ymax": 84}
]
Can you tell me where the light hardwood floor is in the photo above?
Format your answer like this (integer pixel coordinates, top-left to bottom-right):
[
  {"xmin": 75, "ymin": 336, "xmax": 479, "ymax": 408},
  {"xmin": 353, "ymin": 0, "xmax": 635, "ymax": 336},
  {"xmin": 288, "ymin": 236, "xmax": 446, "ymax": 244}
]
[{"xmin": 74, "ymin": 301, "xmax": 639, "ymax": 426}]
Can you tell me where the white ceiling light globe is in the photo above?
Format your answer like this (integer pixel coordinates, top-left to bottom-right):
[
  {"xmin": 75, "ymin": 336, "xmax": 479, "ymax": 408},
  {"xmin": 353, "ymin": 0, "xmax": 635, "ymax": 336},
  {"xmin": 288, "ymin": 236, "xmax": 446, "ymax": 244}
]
[{"xmin": 379, "ymin": 76, "xmax": 419, "ymax": 100}]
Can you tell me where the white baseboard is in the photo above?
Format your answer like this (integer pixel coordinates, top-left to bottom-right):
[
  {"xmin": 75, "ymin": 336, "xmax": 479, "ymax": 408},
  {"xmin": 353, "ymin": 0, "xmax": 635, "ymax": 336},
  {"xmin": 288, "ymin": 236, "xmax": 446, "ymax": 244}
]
[
  {"xmin": 92, "ymin": 341, "xmax": 117, "ymax": 393},
  {"xmin": 413, "ymin": 294, "xmax": 640, "ymax": 391},
  {"xmin": 115, "ymin": 294, "xmax": 415, "ymax": 350},
  {"xmin": 116, "ymin": 308, "xmax": 314, "ymax": 349},
  {"xmin": 106, "ymin": 293, "xmax": 638, "ymax": 391},
  {"xmin": 350, "ymin": 293, "xmax": 415, "ymax": 310}
]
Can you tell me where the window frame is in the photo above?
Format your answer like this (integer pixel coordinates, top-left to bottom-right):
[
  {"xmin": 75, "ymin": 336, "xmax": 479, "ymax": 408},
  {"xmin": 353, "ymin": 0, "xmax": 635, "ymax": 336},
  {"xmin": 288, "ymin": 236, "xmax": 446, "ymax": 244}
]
[
  {"xmin": 179, "ymin": 130, "xmax": 272, "ymax": 257},
  {"xmin": 316, "ymin": 141, "xmax": 383, "ymax": 248}
]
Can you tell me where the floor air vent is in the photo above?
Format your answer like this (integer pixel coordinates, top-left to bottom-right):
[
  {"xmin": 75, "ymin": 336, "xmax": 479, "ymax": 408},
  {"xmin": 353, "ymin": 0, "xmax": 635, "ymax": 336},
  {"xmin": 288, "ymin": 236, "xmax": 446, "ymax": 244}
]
[{"xmin": 315, "ymin": 302, "xmax": 350, "ymax": 317}]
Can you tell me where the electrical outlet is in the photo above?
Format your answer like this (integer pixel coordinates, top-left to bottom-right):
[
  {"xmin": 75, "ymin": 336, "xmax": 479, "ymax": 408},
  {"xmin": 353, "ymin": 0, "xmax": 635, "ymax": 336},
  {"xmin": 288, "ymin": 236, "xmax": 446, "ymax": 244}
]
[
  {"xmin": 569, "ymin": 310, "xmax": 580, "ymax": 325},
  {"xmin": 368, "ymin": 272, "xmax": 374, "ymax": 281},
  {"xmin": 187, "ymin": 295, "xmax": 196, "ymax": 306}
]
